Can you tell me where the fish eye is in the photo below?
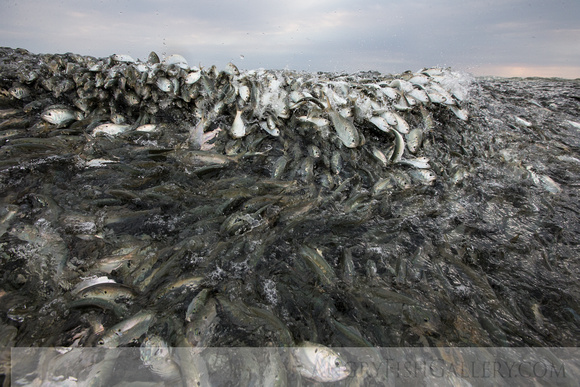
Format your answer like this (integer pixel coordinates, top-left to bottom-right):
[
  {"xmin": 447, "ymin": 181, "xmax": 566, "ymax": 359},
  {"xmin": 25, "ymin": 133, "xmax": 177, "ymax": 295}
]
[
  {"xmin": 335, "ymin": 360, "xmax": 340, "ymax": 367},
  {"xmin": 98, "ymin": 339, "xmax": 104, "ymax": 345}
]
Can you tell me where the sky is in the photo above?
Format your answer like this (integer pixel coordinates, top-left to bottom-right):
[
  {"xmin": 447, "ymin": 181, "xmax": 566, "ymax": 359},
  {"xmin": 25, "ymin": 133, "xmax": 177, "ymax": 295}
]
[{"xmin": 1, "ymin": 0, "xmax": 579, "ymax": 78}]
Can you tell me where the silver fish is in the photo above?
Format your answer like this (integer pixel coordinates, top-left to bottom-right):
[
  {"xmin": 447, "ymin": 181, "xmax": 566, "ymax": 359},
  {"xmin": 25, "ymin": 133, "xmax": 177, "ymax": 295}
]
[
  {"xmin": 389, "ymin": 126, "xmax": 406, "ymax": 163},
  {"xmin": 162, "ymin": 54, "xmax": 188, "ymax": 69},
  {"xmin": 140, "ymin": 335, "xmax": 182, "ymax": 382},
  {"xmin": 41, "ymin": 106, "xmax": 77, "ymax": 126},
  {"xmin": 325, "ymin": 97, "xmax": 360, "ymax": 148},
  {"xmin": 259, "ymin": 120, "xmax": 280, "ymax": 137},
  {"xmin": 406, "ymin": 128, "xmax": 423, "ymax": 153},
  {"xmin": 112, "ymin": 54, "xmax": 135, "ymax": 63},
  {"xmin": 449, "ymin": 105, "xmax": 469, "ymax": 121},
  {"xmin": 409, "ymin": 169, "xmax": 437, "ymax": 185},
  {"xmin": 97, "ymin": 311, "xmax": 154, "ymax": 347},
  {"xmin": 397, "ymin": 157, "xmax": 430, "ymax": 169},
  {"xmin": 230, "ymin": 110, "xmax": 246, "ymax": 138},
  {"xmin": 298, "ymin": 246, "xmax": 338, "ymax": 286},
  {"xmin": 368, "ymin": 115, "xmax": 392, "ymax": 133},
  {"xmin": 9, "ymin": 84, "xmax": 30, "ymax": 99},
  {"xmin": 186, "ymin": 288, "xmax": 210, "ymax": 322},
  {"xmin": 92, "ymin": 123, "xmax": 132, "ymax": 136},
  {"xmin": 292, "ymin": 342, "xmax": 350, "ymax": 382}
]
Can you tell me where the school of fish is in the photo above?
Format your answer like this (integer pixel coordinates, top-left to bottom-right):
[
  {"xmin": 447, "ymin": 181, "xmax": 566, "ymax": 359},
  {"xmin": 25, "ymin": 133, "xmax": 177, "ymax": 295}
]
[{"xmin": 1, "ymin": 46, "xmax": 580, "ymax": 386}]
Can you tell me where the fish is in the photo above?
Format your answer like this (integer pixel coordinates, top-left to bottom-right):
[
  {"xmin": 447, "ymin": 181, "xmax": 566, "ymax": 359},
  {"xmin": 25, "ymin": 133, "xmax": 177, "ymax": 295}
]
[
  {"xmin": 247, "ymin": 306, "xmax": 293, "ymax": 346},
  {"xmin": 538, "ymin": 174, "xmax": 561, "ymax": 194},
  {"xmin": 230, "ymin": 109, "xmax": 246, "ymax": 138},
  {"xmin": 40, "ymin": 106, "xmax": 78, "ymax": 126},
  {"xmin": 185, "ymin": 70, "xmax": 202, "ymax": 84},
  {"xmin": 397, "ymin": 157, "xmax": 431, "ymax": 169},
  {"xmin": 92, "ymin": 123, "xmax": 132, "ymax": 136},
  {"xmin": 70, "ymin": 276, "xmax": 116, "ymax": 295},
  {"xmin": 340, "ymin": 247, "xmax": 356, "ymax": 285},
  {"xmin": 0, "ymin": 108, "xmax": 22, "ymax": 119},
  {"xmin": 449, "ymin": 105, "xmax": 469, "ymax": 121},
  {"xmin": 259, "ymin": 120, "xmax": 280, "ymax": 136},
  {"xmin": 9, "ymin": 84, "xmax": 30, "ymax": 99},
  {"xmin": 325, "ymin": 96, "xmax": 360, "ymax": 148},
  {"xmin": 566, "ymin": 120, "xmax": 580, "ymax": 130},
  {"xmin": 140, "ymin": 335, "xmax": 182, "ymax": 382},
  {"xmin": 272, "ymin": 155, "xmax": 288, "ymax": 179},
  {"xmin": 262, "ymin": 349, "xmax": 288, "ymax": 386},
  {"xmin": 147, "ymin": 51, "xmax": 160, "ymax": 64},
  {"xmin": 186, "ymin": 288, "xmax": 210, "ymax": 322},
  {"xmin": 392, "ymin": 112, "xmax": 410, "ymax": 134},
  {"xmin": 154, "ymin": 276, "xmax": 204, "ymax": 300},
  {"xmin": 97, "ymin": 311, "xmax": 155, "ymax": 347},
  {"xmin": 409, "ymin": 169, "xmax": 437, "ymax": 185},
  {"xmin": 162, "ymin": 54, "xmax": 188, "ymax": 68},
  {"xmin": 297, "ymin": 115, "xmax": 331, "ymax": 128},
  {"xmin": 156, "ymin": 77, "xmax": 173, "ymax": 93},
  {"xmin": 76, "ymin": 282, "xmax": 138, "ymax": 301},
  {"xmin": 406, "ymin": 128, "xmax": 423, "ymax": 153},
  {"xmin": 69, "ymin": 297, "xmax": 129, "ymax": 318},
  {"xmin": 291, "ymin": 342, "xmax": 350, "ymax": 382},
  {"xmin": 389, "ymin": 125, "xmax": 406, "ymax": 163},
  {"xmin": 173, "ymin": 150, "xmax": 238, "ymax": 166},
  {"xmin": 112, "ymin": 54, "xmax": 135, "ymax": 63},
  {"xmin": 298, "ymin": 246, "xmax": 338, "ymax": 286},
  {"xmin": 514, "ymin": 116, "xmax": 532, "ymax": 127},
  {"xmin": 174, "ymin": 346, "xmax": 211, "ymax": 386},
  {"xmin": 185, "ymin": 297, "xmax": 218, "ymax": 347},
  {"xmin": 370, "ymin": 147, "xmax": 388, "ymax": 167},
  {"xmin": 238, "ymin": 83, "xmax": 250, "ymax": 102},
  {"xmin": 368, "ymin": 115, "xmax": 392, "ymax": 133}
]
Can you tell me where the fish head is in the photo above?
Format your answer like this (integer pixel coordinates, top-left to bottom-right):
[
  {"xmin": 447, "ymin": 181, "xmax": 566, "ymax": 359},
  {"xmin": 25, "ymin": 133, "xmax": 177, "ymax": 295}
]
[
  {"xmin": 40, "ymin": 110, "xmax": 57, "ymax": 124},
  {"xmin": 321, "ymin": 352, "xmax": 351, "ymax": 382}
]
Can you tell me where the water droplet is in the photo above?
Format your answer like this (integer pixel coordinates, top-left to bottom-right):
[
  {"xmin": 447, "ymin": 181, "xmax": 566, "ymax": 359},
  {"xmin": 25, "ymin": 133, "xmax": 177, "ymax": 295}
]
[{"xmin": 240, "ymin": 55, "xmax": 245, "ymax": 60}]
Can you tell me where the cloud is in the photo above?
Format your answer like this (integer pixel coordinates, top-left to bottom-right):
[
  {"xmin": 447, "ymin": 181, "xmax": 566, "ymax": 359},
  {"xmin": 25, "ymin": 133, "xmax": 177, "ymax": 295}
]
[{"xmin": 0, "ymin": 0, "xmax": 578, "ymax": 77}]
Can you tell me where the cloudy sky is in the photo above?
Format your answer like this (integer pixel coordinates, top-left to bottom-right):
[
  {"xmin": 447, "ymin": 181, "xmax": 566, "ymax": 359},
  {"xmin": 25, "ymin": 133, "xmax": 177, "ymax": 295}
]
[{"xmin": 1, "ymin": 0, "xmax": 579, "ymax": 78}]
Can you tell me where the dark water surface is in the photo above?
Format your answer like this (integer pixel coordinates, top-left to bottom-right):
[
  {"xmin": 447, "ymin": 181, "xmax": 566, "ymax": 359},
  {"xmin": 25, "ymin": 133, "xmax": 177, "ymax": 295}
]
[{"xmin": 1, "ymin": 47, "xmax": 579, "ymax": 385}]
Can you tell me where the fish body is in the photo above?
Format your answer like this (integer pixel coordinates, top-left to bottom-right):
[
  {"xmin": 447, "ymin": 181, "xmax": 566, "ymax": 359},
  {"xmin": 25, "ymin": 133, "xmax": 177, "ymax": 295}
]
[
  {"xmin": 186, "ymin": 288, "xmax": 210, "ymax": 322},
  {"xmin": 112, "ymin": 54, "xmax": 135, "ymax": 63},
  {"xmin": 392, "ymin": 112, "xmax": 410, "ymax": 134},
  {"xmin": 409, "ymin": 169, "xmax": 437, "ymax": 185},
  {"xmin": 41, "ymin": 106, "xmax": 77, "ymax": 126},
  {"xmin": 162, "ymin": 54, "xmax": 188, "ymax": 68},
  {"xmin": 325, "ymin": 97, "xmax": 360, "ymax": 148},
  {"xmin": 397, "ymin": 157, "xmax": 430, "ymax": 169},
  {"xmin": 92, "ymin": 123, "xmax": 132, "ymax": 136},
  {"xmin": 369, "ymin": 115, "xmax": 392, "ymax": 132},
  {"xmin": 292, "ymin": 342, "xmax": 350, "ymax": 382},
  {"xmin": 176, "ymin": 150, "xmax": 241, "ymax": 166},
  {"xmin": 371, "ymin": 147, "xmax": 388, "ymax": 167},
  {"xmin": 185, "ymin": 70, "xmax": 202, "ymax": 84},
  {"xmin": 298, "ymin": 246, "xmax": 338, "ymax": 286},
  {"xmin": 156, "ymin": 77, "xmax": 173, "ymax": 93},
  {"xmin": 405, "ymin": 128, "xmax": 423, "ymax": 153},
  {"xmin": 230, "ymin": 110, "xmax": 246, "ymax": 138},
  {"xmin": 259, "ymin": 120, "xmax": 280, "ymax": 136},
  {"xmin": 98, "ymin": 311, "xmax": 154, "ymax": 347},
  {"xmin": 140, "ymin": 335, "xmax": 182, "ymax": 382},
  {"xmin": 449, "ymin": 105, "xmax": 469, "ymax": 121},
  {"xmin": 77, "ymin": 282, "xmax": 137, "ymax": 301},
  {"xmin": 9, "ymin": 84, "xmax": 30, "ymax": 99},
  {"xmin": 389, "ymin": 126, "xmax": 406, "ymax": 163},
  {"xmin": 186, "ymin": 297, "xmax": 218, "ymax": 347}
]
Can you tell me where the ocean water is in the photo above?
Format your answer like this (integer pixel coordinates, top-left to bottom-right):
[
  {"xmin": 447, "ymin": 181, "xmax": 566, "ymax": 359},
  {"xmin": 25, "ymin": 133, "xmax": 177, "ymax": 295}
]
[{"xmin": 1, "ymin": 47, "xmax": 580, "ymax": 385}]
